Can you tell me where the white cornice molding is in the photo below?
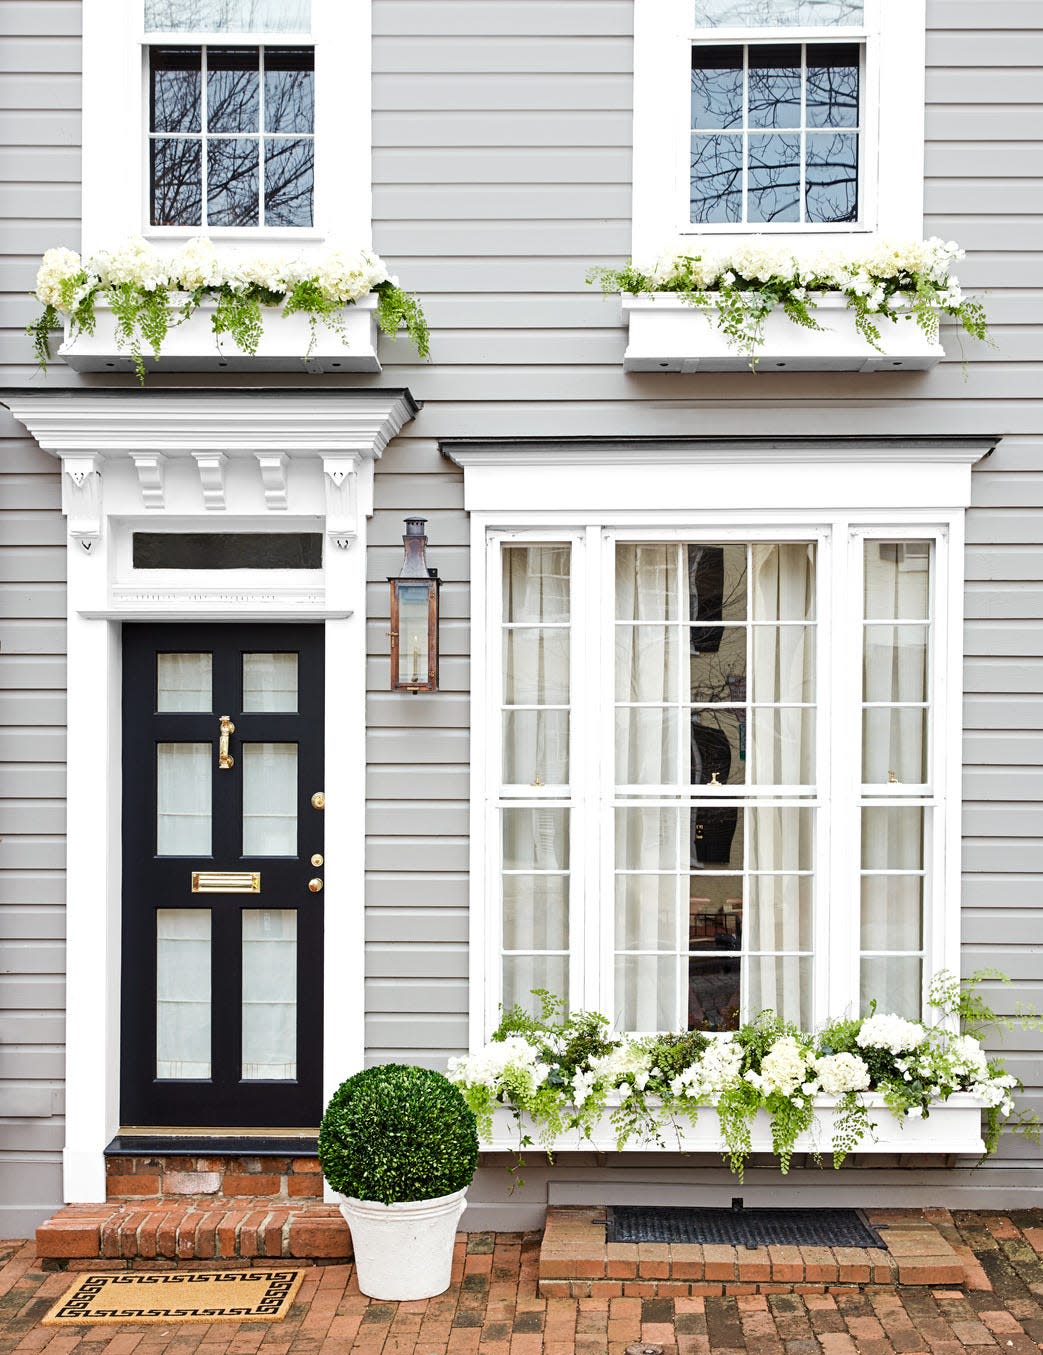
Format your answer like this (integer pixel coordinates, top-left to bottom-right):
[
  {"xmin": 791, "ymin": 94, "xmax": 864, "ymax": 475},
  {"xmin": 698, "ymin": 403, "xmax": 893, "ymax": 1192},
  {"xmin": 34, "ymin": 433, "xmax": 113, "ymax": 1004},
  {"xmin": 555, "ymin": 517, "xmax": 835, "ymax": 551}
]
[
  {"xmin": 442, "ymin": 437, "xmax": 998, "ymax": 469},
  {"xmin": 0, "ymin": 391, "xmax": 418, "ymax": 459}
]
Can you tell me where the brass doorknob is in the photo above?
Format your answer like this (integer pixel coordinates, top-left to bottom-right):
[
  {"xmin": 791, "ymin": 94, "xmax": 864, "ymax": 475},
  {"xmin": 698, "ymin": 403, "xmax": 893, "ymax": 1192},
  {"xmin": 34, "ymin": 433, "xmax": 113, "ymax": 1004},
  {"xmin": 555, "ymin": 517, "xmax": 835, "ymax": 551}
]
[{"xmin": 308, "ymin": 878, "xmax": 323, "ymax": 893}]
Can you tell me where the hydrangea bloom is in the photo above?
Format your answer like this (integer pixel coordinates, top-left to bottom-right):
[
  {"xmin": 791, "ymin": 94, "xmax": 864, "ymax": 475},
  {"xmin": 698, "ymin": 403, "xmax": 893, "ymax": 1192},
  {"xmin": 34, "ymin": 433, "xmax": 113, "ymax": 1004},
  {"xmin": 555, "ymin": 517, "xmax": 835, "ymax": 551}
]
[
  {"xmin": 749, "ymin": 1036, "xmax": 815, "ymax": 1098},
  {"xmin": 95, "ymin": 237, "xmax": 170, "ymax": 291},
  {"xmin": 814, "ymin": 1052, "xmax": 871, "ymax": 1095},
  {"xmin": 35, "ymin": 248, "xmax": 87, "ymax": 308},
  {"xmin": 856, "ymin": 1013, "xmax": 929, "ymax": 1056}
]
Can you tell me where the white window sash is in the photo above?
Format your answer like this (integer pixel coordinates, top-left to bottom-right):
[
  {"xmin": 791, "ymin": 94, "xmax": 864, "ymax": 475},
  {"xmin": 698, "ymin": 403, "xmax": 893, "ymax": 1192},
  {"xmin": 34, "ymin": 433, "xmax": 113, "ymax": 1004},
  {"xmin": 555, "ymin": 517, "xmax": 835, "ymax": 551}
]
[
  {"xmin": 471, "ymin": 511, "xmax": 961, "ymax": 1044},
  {"xmin": 631, "ymin": 0, "xmax": 924, "ymax": 261},
  {"xmin": 81, "ymin": 0, "xmax": 369, "ymax": 253}
]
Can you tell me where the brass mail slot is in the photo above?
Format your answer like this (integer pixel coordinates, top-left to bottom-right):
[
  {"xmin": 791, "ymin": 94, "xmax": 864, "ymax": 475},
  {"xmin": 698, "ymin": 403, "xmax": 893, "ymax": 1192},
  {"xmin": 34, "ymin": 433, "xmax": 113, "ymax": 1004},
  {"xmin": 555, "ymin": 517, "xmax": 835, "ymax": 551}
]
[{"xmin": 191, "ymin": 871, "xmax": 261, "ymax": 894}]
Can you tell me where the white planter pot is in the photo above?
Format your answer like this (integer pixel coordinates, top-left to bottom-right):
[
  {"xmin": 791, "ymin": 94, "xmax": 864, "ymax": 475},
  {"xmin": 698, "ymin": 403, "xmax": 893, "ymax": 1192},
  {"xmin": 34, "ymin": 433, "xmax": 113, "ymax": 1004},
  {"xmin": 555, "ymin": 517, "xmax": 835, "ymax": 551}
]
[
  {"xmin": 621, "ymin": 292, "xmax": 945, "ymax": 373},
  {"xmin": 59, "ymin": 294, "xmax": 381, "ymax": 373},
  {"xmin": 336, "ymin": 1186, "xmax": 469, "ymax": 1301},
  {"xmin": 486, "ymin": 1092, "xmax": 987, "ymax": 1157}
]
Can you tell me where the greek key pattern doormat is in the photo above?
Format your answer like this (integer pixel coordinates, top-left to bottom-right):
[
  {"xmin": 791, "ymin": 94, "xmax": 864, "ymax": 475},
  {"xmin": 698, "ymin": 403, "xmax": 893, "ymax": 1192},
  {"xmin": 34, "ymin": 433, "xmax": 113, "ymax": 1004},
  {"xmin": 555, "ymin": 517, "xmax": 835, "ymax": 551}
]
[{"xmin": 42, "ymin": 1269, "xmax": 305, "ymax": 1325}]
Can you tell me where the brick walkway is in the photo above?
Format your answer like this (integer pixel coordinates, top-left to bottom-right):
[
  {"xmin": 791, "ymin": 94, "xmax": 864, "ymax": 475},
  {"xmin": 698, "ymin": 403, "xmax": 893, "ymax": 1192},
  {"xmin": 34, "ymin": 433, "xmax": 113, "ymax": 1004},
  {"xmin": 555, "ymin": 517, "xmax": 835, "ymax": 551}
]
[{"xmin": 3, "ymin": 1212, "xmax": 1043, "ymax": 1354}]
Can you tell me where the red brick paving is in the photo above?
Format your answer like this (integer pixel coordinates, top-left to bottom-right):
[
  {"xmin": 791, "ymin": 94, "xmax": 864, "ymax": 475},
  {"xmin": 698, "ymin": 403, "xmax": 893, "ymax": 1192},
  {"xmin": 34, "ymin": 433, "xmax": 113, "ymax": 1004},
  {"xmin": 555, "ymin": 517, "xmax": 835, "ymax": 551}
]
[{"xmin": 5, "ymin": 1212, "xmax": 1043, "ymax": 1353}]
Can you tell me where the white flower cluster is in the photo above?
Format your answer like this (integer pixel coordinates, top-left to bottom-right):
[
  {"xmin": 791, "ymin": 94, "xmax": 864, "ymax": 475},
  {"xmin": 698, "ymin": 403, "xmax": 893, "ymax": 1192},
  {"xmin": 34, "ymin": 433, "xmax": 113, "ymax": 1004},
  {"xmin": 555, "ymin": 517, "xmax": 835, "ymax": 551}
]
[
  {"xmin": 670, "ymin": 1036, "xmax": 744, "ymax": 1103},
  {"xmin": 34, "ymin": 247, "xmax": 86, "ymax": 308},
  {"xmin": 746, "ymin": 1035, "xmax": 817, "ymax": 1101},
  {"xmin": 34, "ymin": 236, "xmax": 399, "ymax": 312},
  {"xmin": 446, "ymin": 1035, "xmax": 549, "ymax": 1102},
  {"xmin": 636, "ymin": 236, "xmax": 966, "ymax": 313},
  {"xmin": 856, "ymin": 1012, "xmax": 929, "ymax": 1056},
  {"xmin": 814, "ymin": 1051, "xmax": 871, "ymax": 1096}
]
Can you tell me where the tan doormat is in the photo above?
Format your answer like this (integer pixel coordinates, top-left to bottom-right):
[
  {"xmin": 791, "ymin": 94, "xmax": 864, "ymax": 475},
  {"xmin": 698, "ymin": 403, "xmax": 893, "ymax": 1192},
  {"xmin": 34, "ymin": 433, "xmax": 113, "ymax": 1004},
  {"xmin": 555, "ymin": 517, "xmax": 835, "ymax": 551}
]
[{"xmin": 42, "ymin": 1269, "xmax": 305, "ymax": 1325}]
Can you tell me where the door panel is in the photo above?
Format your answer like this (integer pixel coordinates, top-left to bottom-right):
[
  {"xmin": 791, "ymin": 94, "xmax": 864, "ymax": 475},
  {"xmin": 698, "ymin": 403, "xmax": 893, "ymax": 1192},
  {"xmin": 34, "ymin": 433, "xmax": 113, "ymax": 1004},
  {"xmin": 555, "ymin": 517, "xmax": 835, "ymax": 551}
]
[{"xmin": 121, "ymin": 623, "xmax": 324, "ymax": 1127}]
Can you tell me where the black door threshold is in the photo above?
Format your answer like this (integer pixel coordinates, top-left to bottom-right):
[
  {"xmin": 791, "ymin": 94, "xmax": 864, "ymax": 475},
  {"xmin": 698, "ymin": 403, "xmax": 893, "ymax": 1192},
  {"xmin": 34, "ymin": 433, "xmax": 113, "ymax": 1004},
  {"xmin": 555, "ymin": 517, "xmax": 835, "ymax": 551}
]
[{"xmin": 106, "ymin": 1133, "xmax": 319, "ymax": 1156}]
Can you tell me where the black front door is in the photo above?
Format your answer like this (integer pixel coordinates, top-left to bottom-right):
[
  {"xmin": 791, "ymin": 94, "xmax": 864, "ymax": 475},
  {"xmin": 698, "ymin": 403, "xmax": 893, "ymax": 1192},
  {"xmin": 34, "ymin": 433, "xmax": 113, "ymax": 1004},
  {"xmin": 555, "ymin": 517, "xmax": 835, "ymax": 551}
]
[{"xmin": 121, "ymin": 624, "xmax": 324, "ymax": 1127}]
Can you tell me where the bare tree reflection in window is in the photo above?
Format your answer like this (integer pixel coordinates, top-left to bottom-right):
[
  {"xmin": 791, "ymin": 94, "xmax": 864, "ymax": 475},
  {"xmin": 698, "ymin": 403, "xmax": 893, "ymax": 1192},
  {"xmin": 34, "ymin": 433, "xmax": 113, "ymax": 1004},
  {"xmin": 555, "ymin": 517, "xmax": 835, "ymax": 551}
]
[
  {"xmin": 145, "ymin": 0, "xmax": 311, "ymax": 33},
  {"xmin": 207, "ymin": 47, "xmax": 259, "ymax": 132},
  {"xmin": 265, "ymin": 138, "xmax": 314, "ymax": 226},
  {"xmin": 208, "ymin": 138, "xmax": 260, "ymax": 225}
]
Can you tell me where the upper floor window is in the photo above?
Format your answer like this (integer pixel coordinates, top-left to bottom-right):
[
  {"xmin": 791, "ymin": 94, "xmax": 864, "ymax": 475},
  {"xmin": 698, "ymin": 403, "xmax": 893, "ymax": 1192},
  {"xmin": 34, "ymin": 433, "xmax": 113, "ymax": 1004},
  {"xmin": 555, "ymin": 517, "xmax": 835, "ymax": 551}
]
[
  {"xmin": 149, "ymin": 45, "xmax": 315, "ymax": 227},
  {"xmin": 632, "ymin": 0, "xmax": 926, "ymax": 259},
  {"xmin": 81, "ymin": 0, "xmax": 368, "ymax": 252}
]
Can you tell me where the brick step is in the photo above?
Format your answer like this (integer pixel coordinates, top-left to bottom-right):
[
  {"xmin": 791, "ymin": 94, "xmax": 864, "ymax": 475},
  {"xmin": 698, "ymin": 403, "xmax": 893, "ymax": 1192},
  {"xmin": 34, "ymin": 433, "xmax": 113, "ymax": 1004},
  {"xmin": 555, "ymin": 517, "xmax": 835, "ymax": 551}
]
[
  {"xmin": 105, "ymin": 1151, "xmax": 323, "ymax": 1202},
  {"xmin": 537, "ymin": 1207, "xmax": 984, "ymax": 1298},
  {"xmin": 36, "ymin": 1199, "xmax": 351, "ymax": 1269}
]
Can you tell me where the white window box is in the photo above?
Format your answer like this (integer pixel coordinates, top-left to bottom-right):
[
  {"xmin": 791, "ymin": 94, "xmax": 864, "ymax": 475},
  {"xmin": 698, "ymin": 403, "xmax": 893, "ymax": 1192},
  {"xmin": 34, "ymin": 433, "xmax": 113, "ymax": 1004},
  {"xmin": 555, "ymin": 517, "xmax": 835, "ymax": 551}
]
[
  {"xmin": 59, "ymin": 294, "xmax": 381, "ymax": 374},
  {"xmin": 621, "ymin": 294, "xmax": 943, "ymax": 373},
  {"xmin": 486, "ymin": 1094, "xmax": 987, "ymax": 1157}
]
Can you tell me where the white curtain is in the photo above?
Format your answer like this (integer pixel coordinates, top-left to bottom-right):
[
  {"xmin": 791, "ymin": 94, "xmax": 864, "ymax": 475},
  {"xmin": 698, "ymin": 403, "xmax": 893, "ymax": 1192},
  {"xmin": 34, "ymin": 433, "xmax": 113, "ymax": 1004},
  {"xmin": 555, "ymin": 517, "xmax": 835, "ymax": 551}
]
[
  {"xmin": 156, "ymin": 909, "xmax": 211, "ymax": 1079},
  {"xmin": 615, "ymin": 545, "xmax": 689, "ymax": 1030},
  {"xmin": 501, "ymin": 547, "xmax": 571, "ymax": 1012},
  {"xmin": 242, "ymin": 909, "xmax": 297, "ymax": 1079},
  {"xmin": 860, "ymin": 542, "xmax": 930, "ymax": 1016},
  {"xmin": 747, "ymin": 543, "xmax": 816, "ymax": 1026},
  {"xmin": 156, "ymin": 742, "xmax": 212, "ymax": 856}
]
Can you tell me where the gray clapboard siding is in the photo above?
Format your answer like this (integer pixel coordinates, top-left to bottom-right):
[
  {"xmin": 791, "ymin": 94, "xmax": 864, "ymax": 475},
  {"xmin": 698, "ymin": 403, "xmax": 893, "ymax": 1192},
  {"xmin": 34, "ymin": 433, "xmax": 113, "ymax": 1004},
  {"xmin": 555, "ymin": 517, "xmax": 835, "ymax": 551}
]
[
  {"xmin": 372, "ymin": 2, "xmax": 634, "ymax": 37},
  {"xmin": 0, "ymin": 0, "xmax": 75, "ymax": 1231}
]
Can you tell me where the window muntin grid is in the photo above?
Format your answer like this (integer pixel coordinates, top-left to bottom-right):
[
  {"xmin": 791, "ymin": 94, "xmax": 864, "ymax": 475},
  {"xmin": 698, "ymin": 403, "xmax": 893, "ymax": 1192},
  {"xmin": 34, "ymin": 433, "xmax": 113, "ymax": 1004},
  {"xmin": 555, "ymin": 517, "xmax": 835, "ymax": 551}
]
[
  {"xmin": 499, "ymin": 545, "xmax": 574, "ymax": 1016},
  {"xmin": 149, "ymin": 44, "xmax": 314, "ymax": 227},
  {"xmin": 613, "ymin": 541, "xmax": 817, "ymax": 1033},
  {"xmin": 691, "ymin": 41, "xmax": 861, "ymax": 225},
  {"xmin": 858, "ymin": 540, "xmax": 933, "ymax": 1018}
]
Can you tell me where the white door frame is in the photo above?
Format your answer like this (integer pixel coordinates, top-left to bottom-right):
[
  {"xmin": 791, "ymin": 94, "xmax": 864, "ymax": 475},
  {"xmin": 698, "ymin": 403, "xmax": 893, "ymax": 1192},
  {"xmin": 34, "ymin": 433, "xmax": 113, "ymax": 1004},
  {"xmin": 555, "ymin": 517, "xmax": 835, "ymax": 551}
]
[{"xmin": 4, "ymin": 390, "xmax": 416, "ymax": 1202}]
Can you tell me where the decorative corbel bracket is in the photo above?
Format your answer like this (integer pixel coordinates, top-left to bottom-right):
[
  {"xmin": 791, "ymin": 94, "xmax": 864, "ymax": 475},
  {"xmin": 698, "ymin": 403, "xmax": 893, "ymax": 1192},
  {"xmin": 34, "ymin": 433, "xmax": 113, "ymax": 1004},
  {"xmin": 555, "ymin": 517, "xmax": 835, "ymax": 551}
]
[
  {"xmin": 131, "ymin": 452, "xmax": 167, "ymax": 510},
  {"xmin": 61, "ymin": 455, "xmax": 102, "ymax": 552},
  {"xmin": 256, "ymin": 453, "xmax": 289, "ymax": 510},
  {"xmin": 192, "ymin": 453, "xmax": 228, "ymax": 511},
  {"xmin": 322, "ymin": 455, "xmax": 360, "ymax": 549}
]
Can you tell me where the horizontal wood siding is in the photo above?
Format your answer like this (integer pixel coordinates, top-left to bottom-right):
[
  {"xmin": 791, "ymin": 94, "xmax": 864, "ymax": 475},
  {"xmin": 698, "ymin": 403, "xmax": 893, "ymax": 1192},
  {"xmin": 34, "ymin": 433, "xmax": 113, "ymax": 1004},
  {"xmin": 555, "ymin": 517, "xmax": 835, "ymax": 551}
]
[{"xmin": 0, "ymin": 0, "xmax": 78, "ymax": 1232}]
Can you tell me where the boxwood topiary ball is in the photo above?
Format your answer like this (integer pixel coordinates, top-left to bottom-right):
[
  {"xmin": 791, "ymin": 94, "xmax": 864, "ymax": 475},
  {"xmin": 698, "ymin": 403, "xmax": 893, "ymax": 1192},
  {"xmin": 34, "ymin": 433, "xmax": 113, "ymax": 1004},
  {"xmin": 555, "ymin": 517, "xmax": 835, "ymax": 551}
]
[{"xmin": 318, "ymin": 1063, "xmax": 479, "ymax": 1205}]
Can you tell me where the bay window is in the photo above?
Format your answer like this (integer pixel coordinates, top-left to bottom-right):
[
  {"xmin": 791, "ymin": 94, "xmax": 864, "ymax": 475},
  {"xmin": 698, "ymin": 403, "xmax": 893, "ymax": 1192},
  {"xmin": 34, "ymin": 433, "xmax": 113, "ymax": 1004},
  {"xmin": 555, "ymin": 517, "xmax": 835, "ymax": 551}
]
[{"xmin": 447, "ymin": 438, "xmax": 989, "ymax": 1050}]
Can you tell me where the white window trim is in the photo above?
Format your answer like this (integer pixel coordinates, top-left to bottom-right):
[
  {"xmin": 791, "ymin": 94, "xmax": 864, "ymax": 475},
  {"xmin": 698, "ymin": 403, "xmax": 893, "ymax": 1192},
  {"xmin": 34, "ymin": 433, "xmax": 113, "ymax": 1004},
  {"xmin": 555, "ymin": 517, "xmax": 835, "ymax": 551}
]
[
  {"xmin": 81, "ymin": 0, "xmax": 370, "ymax": 257},
  {"xmin": 631, "ymin": 0, "xmax": 926, "ymax": 263},
  {"xmin": 444, "ymin": 438, "xmax": 992, "ymax": 1052}
]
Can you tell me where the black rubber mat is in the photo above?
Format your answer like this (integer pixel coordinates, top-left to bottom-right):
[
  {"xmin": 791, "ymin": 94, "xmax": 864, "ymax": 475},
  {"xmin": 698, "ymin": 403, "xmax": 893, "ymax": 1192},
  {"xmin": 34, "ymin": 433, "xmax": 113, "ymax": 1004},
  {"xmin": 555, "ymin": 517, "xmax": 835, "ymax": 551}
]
[{"xmin": 606, "ymin": 1206, "xmax": 886, "ymax": 1249}]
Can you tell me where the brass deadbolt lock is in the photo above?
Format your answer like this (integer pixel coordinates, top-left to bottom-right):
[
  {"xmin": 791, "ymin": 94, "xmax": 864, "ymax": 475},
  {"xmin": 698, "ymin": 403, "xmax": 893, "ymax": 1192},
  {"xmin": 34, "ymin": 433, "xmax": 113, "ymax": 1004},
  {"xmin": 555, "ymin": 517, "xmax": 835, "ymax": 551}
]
[
  {"xmin": 308, "ymin": 878, "xmax": 324, "ymax": 893},
  {"xmin": 311, "ymin": 791, "xmax": 325, "ymax": 810},
  {"xmin": 310, "ymin": 853, "xmax": 324, "ymax": 867}
]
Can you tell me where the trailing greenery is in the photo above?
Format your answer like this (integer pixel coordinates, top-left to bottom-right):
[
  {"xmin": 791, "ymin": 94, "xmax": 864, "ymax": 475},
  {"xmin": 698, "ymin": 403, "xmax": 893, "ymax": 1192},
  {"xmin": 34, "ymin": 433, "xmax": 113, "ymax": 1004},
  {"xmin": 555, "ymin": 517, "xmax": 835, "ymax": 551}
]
[
  {"xmin": 449, "ymin": 972, "xmax": 1035, "ymax": 1180},
  {"xmin": 28, "ymin": 236, "xmax": 430, "ymax": 384},
  {"xmin": 318, "ymin": 1063, "xmax": 478, "ymax": 1205},
  {"xmin": 587, "ymin": 237, "xmax": 989, "ymax": 368}
]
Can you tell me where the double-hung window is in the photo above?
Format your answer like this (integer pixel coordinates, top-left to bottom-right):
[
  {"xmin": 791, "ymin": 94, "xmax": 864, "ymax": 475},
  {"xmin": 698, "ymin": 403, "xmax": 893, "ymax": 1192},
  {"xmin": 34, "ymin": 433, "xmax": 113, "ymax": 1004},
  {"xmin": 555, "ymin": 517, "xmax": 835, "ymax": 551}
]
[
  {"xmin": 451, "ymin": 440, "xmax": 985, "ymax": 1047},
  {"xmin": 81, "ymin": 0, "xmax": 368, "ymax": 251},
  {"xmin": 632, "ymin": 0, "xmax": 926, "ymax": 259}
]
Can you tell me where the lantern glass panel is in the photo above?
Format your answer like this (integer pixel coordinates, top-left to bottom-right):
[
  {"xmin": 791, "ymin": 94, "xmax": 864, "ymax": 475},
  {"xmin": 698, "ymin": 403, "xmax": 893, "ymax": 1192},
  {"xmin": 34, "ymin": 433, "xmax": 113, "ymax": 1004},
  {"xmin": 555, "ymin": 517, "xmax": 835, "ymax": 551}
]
[{"xmin": 397, "ymin": 582, "xmax": 432, "ymax": 686}]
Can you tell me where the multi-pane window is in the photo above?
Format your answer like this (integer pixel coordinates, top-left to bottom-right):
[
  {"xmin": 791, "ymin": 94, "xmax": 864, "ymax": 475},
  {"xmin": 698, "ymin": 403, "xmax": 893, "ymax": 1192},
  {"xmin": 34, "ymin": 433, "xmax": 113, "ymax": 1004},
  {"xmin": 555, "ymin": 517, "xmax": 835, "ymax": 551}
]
[
  {"xmin": 499, "ymin": 545, "xmax": 574, "ymax": 1012},
  {"xmin": 149, "ymin": 43, "xmax": 314, "ymax": 227},
  {"xmin": 614, "ymin": 542, "xmax": 816, "ymax": 1032},
  {"xmin": 691, "ymin": 43, "xmax": 860, "ymax": 224},
  {"xmin": 690, "ymin": 0, "xmax": 865, "ymax": 228},
  {"xmin": 859, "ymin": 540, "xmax": 933, "ymax": 1018},
  {"xmin": 487, "ymin": 524, "xmax": 944, "ymax": 1039}
]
